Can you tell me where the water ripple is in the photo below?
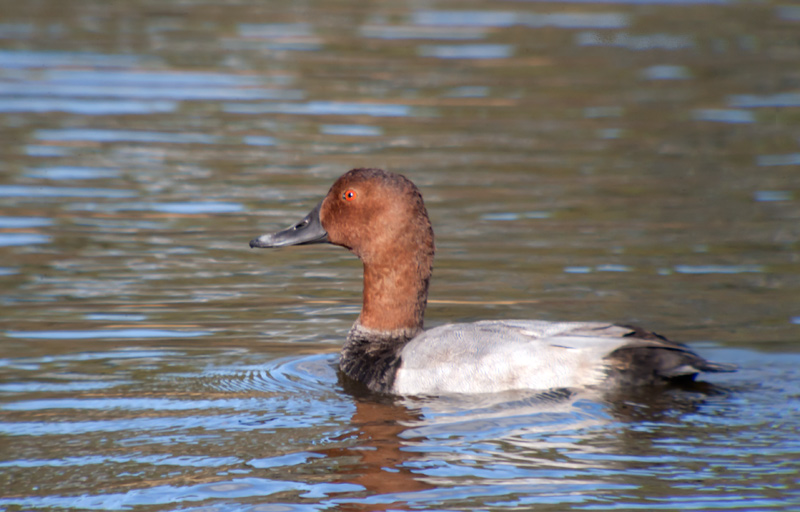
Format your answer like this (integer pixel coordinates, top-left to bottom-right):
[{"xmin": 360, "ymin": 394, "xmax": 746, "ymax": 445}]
[
  {"xmin": 2, "ymin": 396, "xmax": 280, "ymax": 412},
  {"xmin": 692, "ymin": 108, "xmax": 754, "ymax": 123},
  {"xmin": 0, "ymin": 49, "xmax": 154, "ymax": 68},
  {"xmin": 0, "ymin": 185, "xmax": 137, "ymax": 199},
  {"xmin": 360, "ymin": 24, "xmax": 486, "ymax": 40},
  {"xmin": 72, "ymin": 201, "xmax": 245, "ymax": 214},
  {"xmin": 418, "ymin": 44, "xmax": 514, "ymax": 59},
  {"xmin": 35, "ymin": 128, "xmax": 220, "ymax": 144},
  {"xmin": 673, "ymin": 264, "xmax": 765, "ymax": 274},
  {"xmin": 0, "ymin": 82, "xmax": 302, "ymax": 101},
  {"xmin": 0, "ymin": 233, "xmax": 51, "ymax": 246},
  {"xmin": 728, "ymin": 92, "xmax": 800, "ymax": 108},
  {"xmin": 0, "ymin": 477, "xmax": 360, "ymax": 510},
  {"xmin": 5, "ymin": 329, "xmax": 211, "ymax": 340},
  {"xmin": 413, "ymin": 10, "xmax": 629, "ymax": 29},
  {"xmin": 224, "ymin": 100, "xmax": 415, "ymax": 117},
  {"xmin": 642, "ymin": 64, "xmax": 692, "ymax": 80},
  {"xmin": 576, "ymin": 31, "xmax": 694, "ymax": 50},
  {"xmin": 0, "ymin": 454, "xmax": 241, "ymax": 469},
  {"xmin": 24, "ymin": 166, "xmax": 122, "ymax": 180},
  {"xmin": 201, "ymin": 353, "xmax": 338, "ymax": 395},
  {"xmin": 0, "ymin": 98, "xmax": 177, "ymax": 114}
]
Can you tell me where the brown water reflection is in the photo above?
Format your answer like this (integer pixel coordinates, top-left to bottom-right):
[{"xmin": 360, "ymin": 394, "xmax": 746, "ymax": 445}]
[
  {"xmin": 320, "ymin": 398, "xmax": 433, "ymax": 512},
  {"xmin": 1, "ymin": 0, "xmax": 799, "ymax": 510}
]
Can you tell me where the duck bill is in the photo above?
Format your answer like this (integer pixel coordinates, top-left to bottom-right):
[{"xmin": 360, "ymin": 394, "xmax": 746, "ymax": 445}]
[{"xmin": 249, "ymin": 201, "xmax": 329, "ymax": 248}]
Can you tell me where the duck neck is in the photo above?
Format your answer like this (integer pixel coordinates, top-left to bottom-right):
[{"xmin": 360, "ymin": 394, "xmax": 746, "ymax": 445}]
[
  {"xmin": 358, "ymin": 247, "xmax": 432, "ymax": 338},
  {"xmin": 339, "ymin": 245, "xmax": 433, "ymax": 392}
]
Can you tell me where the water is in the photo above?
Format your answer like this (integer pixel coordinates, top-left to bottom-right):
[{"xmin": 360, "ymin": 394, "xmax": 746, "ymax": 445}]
[{"xmin": 1, "ymin": 0, "xmax": 799, "ymax": 510}]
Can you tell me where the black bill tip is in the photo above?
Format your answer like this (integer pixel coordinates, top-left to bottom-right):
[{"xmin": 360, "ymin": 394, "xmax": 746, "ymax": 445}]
[{"xmin": 249, "ymin": 201, "xmax": 328, "ymax": 249}]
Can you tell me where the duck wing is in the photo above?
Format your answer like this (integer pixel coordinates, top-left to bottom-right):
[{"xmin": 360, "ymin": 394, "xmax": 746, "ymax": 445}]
[{"xmin": 393, "ymin": 320, "xmax": 734, "ymax": 395}]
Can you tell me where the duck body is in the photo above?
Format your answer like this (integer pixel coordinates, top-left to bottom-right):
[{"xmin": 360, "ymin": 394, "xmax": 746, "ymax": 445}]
[
  {"xmin": 344, "ymin": 319, "xmax": 733, "ymax": 395},
  {"xmin": 250, "ymin": 168, "xmax": 735, "ymax": 396}
]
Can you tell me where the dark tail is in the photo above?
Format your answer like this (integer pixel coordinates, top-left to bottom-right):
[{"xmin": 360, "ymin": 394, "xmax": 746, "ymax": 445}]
[{"xmin": 608, "ymin": 324, "xmax": 737, "ymax": 385}]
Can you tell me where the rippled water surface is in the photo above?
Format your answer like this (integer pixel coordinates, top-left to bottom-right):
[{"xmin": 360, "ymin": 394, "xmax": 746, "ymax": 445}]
[{"xmin": 1, "ymin": 1, "xmax": 799, "ymax": 510}]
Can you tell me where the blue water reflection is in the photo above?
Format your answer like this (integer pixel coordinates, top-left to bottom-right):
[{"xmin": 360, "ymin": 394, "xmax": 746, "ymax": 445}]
[
  {"xmin": 418, "ymin": 44, "xmax": 513, "ymax": 59},
  {"xmin": 236, "ymin": 23, "xmax": 322, "ymax": 51},
  {"xmin": 0, "ymin": 381, "xmax": 128, "ymax": 393},
  {"xmin": 41, "ymin": 70, "xmax": 274, "ymax": 86},
  {"xmin": 0, "ymin": 233, "xmax": 50, "ymax": 246},
  {"xmin": 0, "ymin": 454, "xmax": 240, "ymax": 468},
  {"xmin": 249, "ymin": 452, "xmax": 325, "ymax": 469},
  {"xmin": 360, "ymin": 24, "xmax": 486, "ymax": 40},
  {"xmin": 0, "ymin": 23, "xmax": 35, "ymax": 39},
  {"xmin": 563, "ymin": 264, "xmax": 633, "ymax": 273},
  {"xmin": 412, "ymin": 11, "xmax": 519, "ymax": 27},
  {"xmin": 24, "ymin": 166, "xmax": 122, "ymax": 180},
  {"xmin": 35, "ymin": 129, "xmax": 220, "ymax": 144},
  {"xmin": 238, "ymin": 23, "xmax": 314, "ymax": 39},
  {"xmin": 320, "ymin": 124, "xmax": 383, "ymax": 136},
  {"xmin": 0, "ymin": 216, "xmax": 52, "ymax": 228},
  {"xmin": 0, "ymin": 478, "xmax": 360, "ymax": 510},
  {"xmin": 756, "ymin": 154, "xmax": 800, "ymax": 166},
  {"xmin": 3, "ymin": 396, "xmax": 284, "ymax": 412},
  {"xmin": 728, "ymin": 92, "xmax": 800, "ymax": 108},
  {"xmin": 0, "ymin": 185, "xmax": 136, "ymax": 198},
  {"xmin": 74, "ymin": 202, "xmax": 245, "ymax": 214},
  {"xmin": 692, "ymin": 109, "xmax": 755, "ymax": 123},
  {"xmin": 5, "ymin": 329, "xmax": 211, "ymax": 339},
  {"xmin": 641, "ymin": 65, "xmax": 692, "ymax": 80},
  {"xmin": 576, "ymin": 32, "xmax": 694, "ymax": 49},
  {"xmin": 24, "ymin": 145, "xmax": 73, "ymax": 157},
  {"xmin": 0, "ymin": 98, "xmax": 177, "ymax": 114},
  {"xmin": 0, "ymin": 50, "xmax": 150, "ymax": 68},
  {"xmin": 445, "ymin": 86, "xmax": 490, "ymax": 98},
  {"xmin": 776, "ymin": 5, "xmax": 800, "ymax": 21},
  {"xmin": 413, "ymin": 10, "xmax": 629, "ymax": 29},
  {"xmin": 243, "ymin": 135, "xmax": 278, "ymax": 146},
  {"xmin": 0, "ymin": 349, "xmax": 184, "ymax": 366},
  {"xmin": 0, "ymin": 84, "xmax": 298, "ymax": 101},
  {"xmin": 753, "ymin": 191, "xmax": 793, "ymax": 202},
  {"xmin": 674, "ymin": 264, "xmax": 765, "ymax": 274},
  {"xmin": 224, "ymin": 101, "xmax": 416, "ymax": 117},
  {"xmin": 85, "ymin": 313, "xmax": 147, "ymax": 321}
]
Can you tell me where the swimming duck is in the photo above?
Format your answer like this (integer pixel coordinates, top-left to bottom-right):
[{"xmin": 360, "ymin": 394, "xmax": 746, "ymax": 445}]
[{"xmin": 250, "ymin": 168, "xmax": 735, "ymax": 395}]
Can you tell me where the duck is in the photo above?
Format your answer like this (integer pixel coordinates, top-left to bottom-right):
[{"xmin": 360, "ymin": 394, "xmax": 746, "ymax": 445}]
[{"xmin": 250, "ymin": 168, "xmax": 736, "ymax": 395}]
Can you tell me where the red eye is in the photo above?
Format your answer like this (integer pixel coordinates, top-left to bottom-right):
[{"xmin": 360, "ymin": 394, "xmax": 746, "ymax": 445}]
[{"xmin": 342, "ymin": 189, "xmax": 357, "ymax": 201}]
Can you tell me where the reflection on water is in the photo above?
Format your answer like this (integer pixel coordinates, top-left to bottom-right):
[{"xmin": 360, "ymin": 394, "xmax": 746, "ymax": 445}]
[
  {"xmin": 0, "ymin": 185, "xmax": 137, "ymax": 198},
  {"xmin": 24, "ymin": 166, "xmax": 123, "ymax": 180},
  {"xmin": 223, "ymin": 101, "xmax": 417, "ymax": 117},
  {"xmin": 1, "ymin": 0, "xmax": 799, "ymax": 510},
  {"xmin": 35, "ymin": 129, "xmax": 223, "ymax": 144},
  {"xmin": 692, "ymin": 108, "xmax": 754, "ymax": 124},
  {"xmin": 2, "ymin": 346, "xmax": 798, "ymax": 510},
  {"xmin": 5, "ymin": 329, "xmax": 210, "ymax": 340},
  {"xmin": 418, "ymin": 44, "xmax": 515, "ymax": 59},
  {"xmin": 0, "ymin": 97, "xmax": 177, "ymax": 114},
  {"xmin": 0, "ymin": 49, "xmax": 149, "ymax": 68}
]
